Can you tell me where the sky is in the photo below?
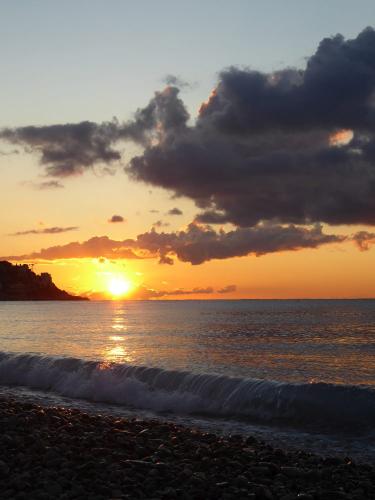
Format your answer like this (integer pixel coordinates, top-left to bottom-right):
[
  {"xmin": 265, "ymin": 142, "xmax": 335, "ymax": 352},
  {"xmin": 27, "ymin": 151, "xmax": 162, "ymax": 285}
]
[{"xmin": 1, "ymin": 0, "xmax": 375, "ymax": 299}]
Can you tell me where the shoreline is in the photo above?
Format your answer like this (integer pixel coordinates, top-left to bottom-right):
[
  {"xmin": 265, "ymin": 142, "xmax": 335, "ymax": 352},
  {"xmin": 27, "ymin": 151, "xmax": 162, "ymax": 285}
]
[{"xmin": 1, "ymin": 396, "xmax": 374, "ymax": 499}]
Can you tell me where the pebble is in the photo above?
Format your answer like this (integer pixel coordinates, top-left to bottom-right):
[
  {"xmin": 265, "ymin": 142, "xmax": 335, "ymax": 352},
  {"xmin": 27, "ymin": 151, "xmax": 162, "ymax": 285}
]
[{"xmin": 0, "ymin": 395, "xmax": 373, "ymax": 499}]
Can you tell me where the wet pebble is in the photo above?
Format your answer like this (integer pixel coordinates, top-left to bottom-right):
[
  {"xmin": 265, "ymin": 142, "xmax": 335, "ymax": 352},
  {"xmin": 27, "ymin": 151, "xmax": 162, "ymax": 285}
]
[{"xmin": 0, "ymin": 395, "xmax": 373, "ymax": 499}]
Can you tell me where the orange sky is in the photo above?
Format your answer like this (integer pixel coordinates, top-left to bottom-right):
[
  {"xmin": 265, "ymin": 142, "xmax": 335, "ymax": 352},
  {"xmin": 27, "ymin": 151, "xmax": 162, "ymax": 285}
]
[
  {"xmin": 1, "ymin": 16, "xmax": 375, "ymax": 300},
  {"xmin": 0, "ymin": 130, "xmax": 374, "ymax": 300}
]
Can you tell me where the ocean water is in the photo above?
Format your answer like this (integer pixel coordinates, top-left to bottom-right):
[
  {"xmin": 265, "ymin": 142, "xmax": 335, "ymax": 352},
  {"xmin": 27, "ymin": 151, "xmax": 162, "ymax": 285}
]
[{"xmin": 0, "ymin": 299, "xmax": 374, "ymax": 461}]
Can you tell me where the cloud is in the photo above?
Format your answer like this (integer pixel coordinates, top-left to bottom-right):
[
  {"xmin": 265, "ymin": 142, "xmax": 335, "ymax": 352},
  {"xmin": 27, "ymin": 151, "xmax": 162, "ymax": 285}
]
[
  {"xmin": 3, "ymin": 222, "xmax": 344, "ymax": 264},
  {"xmin": 2, "ymin": 28, "xmax": 375, "ymax": 228},
  {"xmin": 21, "ymin": 180, "xmax": 65, "ymax": 190},
  {"xmin": 217, "ymin": 284, "xmax": 237, "ymax": 294},
  {"xmin": 3, "ymin": 236, "xmax": 144, "ymax": 261},
  {"xmin": 9, "ymin": 226, "xmax": 78, "ymax": 236},
  {"xmin": 167, "ymin": 207, "xmax": 183, "ymax": 216},
  {"xmin": 108, "ymin": 215, "xmax": 125, "ymax": 223},
  {"xmin": 120, "ymin": 86, "xmax": 189, "ymax": 145},
  {"xmin": 0, "ymin": 121, "xmax": 121, "ymax": 177},
  {"xmin": 352, "ymin": 231, "xmax": 375, "ymax": 251},
  {"xmin": 152, "ymin": 220, "xmax": 170, "ymax": 228},
  {"xmin": 128, "ymin": 285, "xmax": 214, "ymax": 300},
  {"xmin": 135, "ymin": 222, "xmax": 344, "ymax": 265},
  {"xmin": 126, "ymin": 28, "xmax": 375, "ymax": 228},
  {"xmin": 163, "ymin": 74, "xmax": 194, "ymax": 89},
  {"xmin": 34, "ymin": 180, "xmax": 64, "ymax": 190}
]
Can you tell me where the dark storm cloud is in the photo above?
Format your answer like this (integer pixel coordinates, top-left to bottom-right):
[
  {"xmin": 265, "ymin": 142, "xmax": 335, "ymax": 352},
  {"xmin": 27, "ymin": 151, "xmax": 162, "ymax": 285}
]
[
  {"xmin": 108, "ymin": 215, "xmax": 125, "ymax": 223},
  {"xmin": 0, "ymin": 86, "xmax": 188, "ymax": 177},
  {"xmin": 2, "ymin": 28, "xmax": 375, "ymax": 230},
  {"xmin": 126, "ymin": 28, "xmax": 375, "ymax": 227},
  {"xmin": 9, "ymin": 226, "xmax": 78, "ymax": 236},
  {"xmin": 0, "ymin": 121, "xmax": 121, "ymax": 177},
  {"xmin": 4, "ymin": 222, "xmax": 344, "ymax": 264},
  {"xmin": 217, "ymin": 284, "xmax": 237, "ymax": 294},
  {"xmin": 167, "ymin": 207, "xmax": 183, "ymax": 216},
  {"xmin": 199, "ymin": 28, "xmax": 375, "ymax": 133}
]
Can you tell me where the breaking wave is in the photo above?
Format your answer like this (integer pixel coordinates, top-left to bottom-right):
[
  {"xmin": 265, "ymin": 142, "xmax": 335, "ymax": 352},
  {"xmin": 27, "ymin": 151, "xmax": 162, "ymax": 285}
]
[{"xmin": 0, "ymin": 351, "xmax": 374, "ymax": 433}]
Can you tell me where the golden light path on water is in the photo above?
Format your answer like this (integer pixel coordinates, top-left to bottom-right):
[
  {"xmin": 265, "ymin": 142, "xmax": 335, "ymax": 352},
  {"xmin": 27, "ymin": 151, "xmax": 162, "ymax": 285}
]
[{"xmin": 103, "ymin": 304, "xmax": 136, "ymax": 364}]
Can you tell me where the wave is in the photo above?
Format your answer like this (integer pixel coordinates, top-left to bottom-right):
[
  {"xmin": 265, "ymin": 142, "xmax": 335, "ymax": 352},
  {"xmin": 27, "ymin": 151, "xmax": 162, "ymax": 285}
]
[{"xmin": 0, "ymin": 351, "xmax": 374, "ymax": 432}]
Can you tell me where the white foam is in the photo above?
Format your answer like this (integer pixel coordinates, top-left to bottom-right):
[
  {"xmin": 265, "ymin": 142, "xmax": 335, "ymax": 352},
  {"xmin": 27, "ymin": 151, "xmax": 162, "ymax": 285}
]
[{"xmin": 0, "ymin": 351, "xmax": 374, "ymax": 431}]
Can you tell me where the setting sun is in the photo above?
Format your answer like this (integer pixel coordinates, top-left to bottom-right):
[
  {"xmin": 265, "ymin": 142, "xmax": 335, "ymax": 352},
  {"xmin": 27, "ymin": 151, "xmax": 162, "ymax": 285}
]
[{"xmin": 108, "ymin": 277, "xmax": 132, "ymax": 297}]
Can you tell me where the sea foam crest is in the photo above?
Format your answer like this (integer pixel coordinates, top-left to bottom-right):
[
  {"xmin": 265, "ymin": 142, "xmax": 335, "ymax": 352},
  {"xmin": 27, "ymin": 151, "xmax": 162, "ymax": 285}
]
[{"xmin": 0, "ymin": 351, "xmax": 374, "ymax": 431}]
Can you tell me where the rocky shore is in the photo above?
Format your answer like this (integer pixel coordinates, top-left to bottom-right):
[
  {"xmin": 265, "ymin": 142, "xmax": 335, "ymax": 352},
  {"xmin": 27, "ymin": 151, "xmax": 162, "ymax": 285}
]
[
  {"xmin": 0, "ymin": 261, "xmax": 87, "ymax": 300},
  {"xmin": 0, "ymin": 396, "xmax": 374, "ymax": 499}
]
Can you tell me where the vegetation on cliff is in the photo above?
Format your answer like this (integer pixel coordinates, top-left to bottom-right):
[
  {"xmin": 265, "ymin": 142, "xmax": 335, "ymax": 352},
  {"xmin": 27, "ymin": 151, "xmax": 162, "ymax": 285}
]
[{"xmin": 0, "ymin": 261, "xmax": 87, "ymax": 300}]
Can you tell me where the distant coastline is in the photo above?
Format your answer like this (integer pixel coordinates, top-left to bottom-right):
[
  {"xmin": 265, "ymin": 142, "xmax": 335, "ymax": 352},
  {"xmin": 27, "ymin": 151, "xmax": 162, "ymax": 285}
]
[{"xmin": 0, "ymin": 261, "xmax": 88, "ymax": 301}]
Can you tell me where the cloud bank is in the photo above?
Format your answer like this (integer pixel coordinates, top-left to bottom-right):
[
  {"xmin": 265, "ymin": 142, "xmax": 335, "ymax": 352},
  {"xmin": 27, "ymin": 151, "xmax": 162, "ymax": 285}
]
[{"xmin": 3, "ymin": 222, "xmax": 345, "ymax": 264}]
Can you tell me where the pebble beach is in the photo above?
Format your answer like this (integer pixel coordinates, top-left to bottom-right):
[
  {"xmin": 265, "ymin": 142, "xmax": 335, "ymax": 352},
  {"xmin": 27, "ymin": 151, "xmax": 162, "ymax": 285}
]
[{"xmin": 0, "ymin": 396, "xmax": 374, "ymax": 500}]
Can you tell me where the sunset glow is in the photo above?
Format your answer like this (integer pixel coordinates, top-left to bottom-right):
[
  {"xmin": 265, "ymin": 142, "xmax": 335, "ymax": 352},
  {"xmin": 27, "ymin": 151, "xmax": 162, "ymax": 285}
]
[
  {"xmin": 0, "ymin": 14, "xmax": 374, "ymax": 301},
  {"xmin": 1, "ymin": 5, "xmax": 375, "ymax": 490},
  {"xmin": 108, "ymin": 277, "xmax": 132, "ymax": 297}
]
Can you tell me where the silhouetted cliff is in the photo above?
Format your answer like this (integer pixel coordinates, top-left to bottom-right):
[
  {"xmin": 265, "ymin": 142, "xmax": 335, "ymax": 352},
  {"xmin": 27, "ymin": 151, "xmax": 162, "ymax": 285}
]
[{"xmin": 0, "ymin": 261, "xmax": 88, "ymax": 300}]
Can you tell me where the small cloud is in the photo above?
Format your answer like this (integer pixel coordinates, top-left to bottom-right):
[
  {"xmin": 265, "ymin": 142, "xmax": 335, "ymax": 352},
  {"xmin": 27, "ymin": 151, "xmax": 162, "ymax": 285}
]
[
  {"xmin": 149, "ymin": 209, "xmax": 159, "ymax": 214},
  {"xmin": 130, "ymin": 285, "xmax": 214, "ymax": 299},
  {"xmin": 9, "ymin": 226, "xmax": 78, "ymax": 236},
  {"xmin": 21, "ymin": 180, "xmax": 64, "ymax": 190},
  {"xmin": 167, "ymin": 207, "xmax": 183, "ymax": 216},
  {"xmin": 108, "ymin": 215, "xmax": 125, "ymax": 223},
  {"xmin": 352, "ymin": 231, "xmax": 375, "ymax": 251},
  {"xmin": 163, "ymin": 74, "xmax": 196, "ymax": 90},
  {"xmin": 159, "ymin": 254, "xmax": 174, "ymax": 265},
  {"xmin": 217, "ymin": 284, "xmax": 237, "ymax": 294},
  {"xmin": 152, "ymin": 220, "xmax": 170, "ymax": 228},
  {"xmin": 35, "ymin": 180, "xmax": 64, "ymax": 190}
]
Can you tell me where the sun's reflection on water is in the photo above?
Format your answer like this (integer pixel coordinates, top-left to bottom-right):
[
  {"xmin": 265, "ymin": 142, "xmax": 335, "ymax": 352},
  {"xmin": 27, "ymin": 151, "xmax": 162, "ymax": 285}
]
[
  {"xmin": 102, "ymin": 309, "xmax": 135, "ymax": 363},
  {"xmin": 103, "ymin": 344, "xmax": 135, "ymax": 364},
  {"xmin": 111, "ymin": 319, "xmax": 127, "ymax": 331}
]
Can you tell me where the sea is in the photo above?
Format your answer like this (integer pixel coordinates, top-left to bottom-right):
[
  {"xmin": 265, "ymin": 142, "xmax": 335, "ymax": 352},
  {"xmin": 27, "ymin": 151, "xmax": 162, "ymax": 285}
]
[{"xmin": 0, "ymin": 299, "xmax": 374, "ymax": 462}]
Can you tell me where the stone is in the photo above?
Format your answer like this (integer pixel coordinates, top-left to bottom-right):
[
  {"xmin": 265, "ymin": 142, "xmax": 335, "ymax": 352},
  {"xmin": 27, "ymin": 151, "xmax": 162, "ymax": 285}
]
[{"xmin": 0, "ymin": 460, "xmax": 10, "ymax": 476}]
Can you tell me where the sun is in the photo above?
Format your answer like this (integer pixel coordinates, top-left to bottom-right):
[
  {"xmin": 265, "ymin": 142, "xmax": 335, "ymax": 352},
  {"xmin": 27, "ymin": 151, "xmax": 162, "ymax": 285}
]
[{"xmin": 108, "ymin": 277, "xmax": 132, "ymax": 298}]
